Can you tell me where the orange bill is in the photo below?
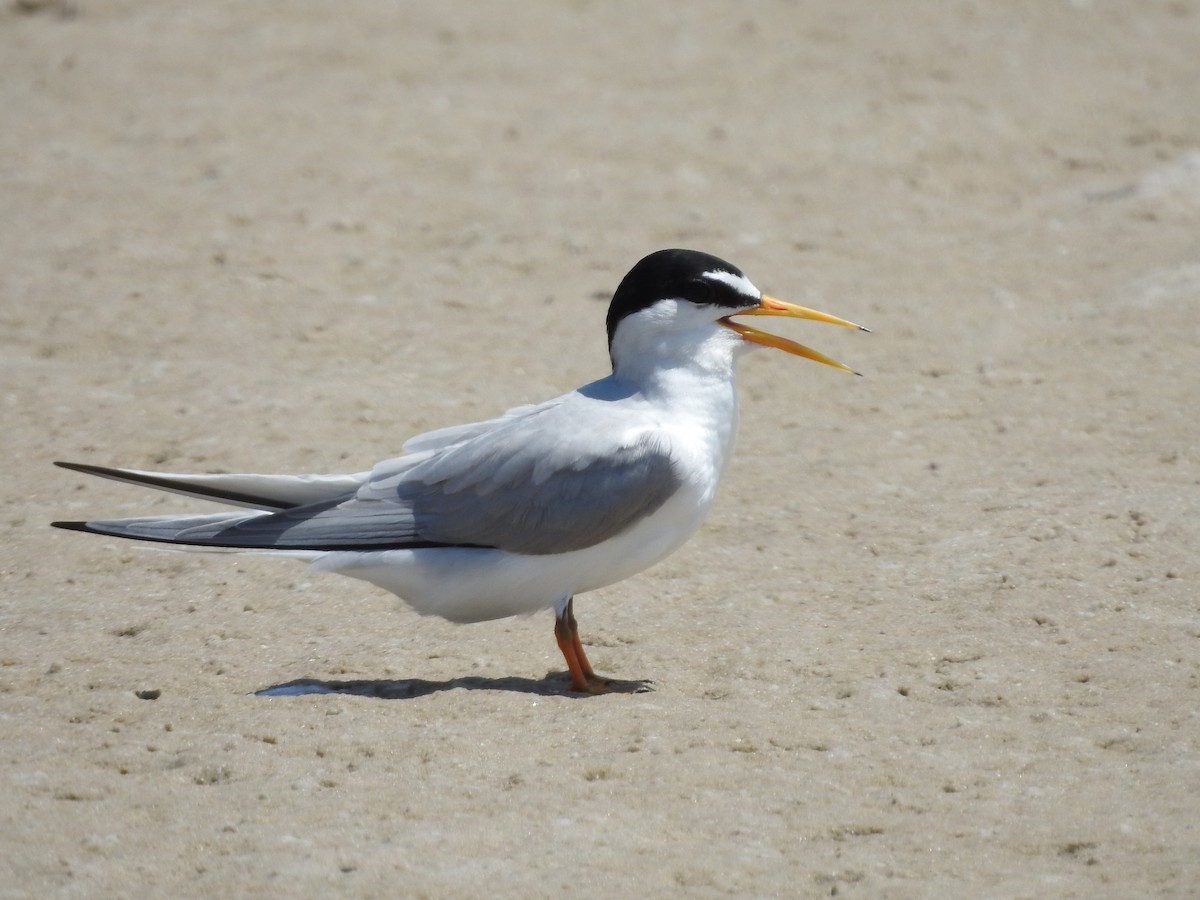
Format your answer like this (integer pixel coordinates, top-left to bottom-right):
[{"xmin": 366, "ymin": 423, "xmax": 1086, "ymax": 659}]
[{"xmin": 720, "ymin": 295, "xmax": 868, "ymax": 375}]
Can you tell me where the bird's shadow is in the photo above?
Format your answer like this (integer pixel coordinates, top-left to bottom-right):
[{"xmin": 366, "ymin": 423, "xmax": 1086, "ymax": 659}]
[{"xmin": 255, "ymin": 672, "xmax": 580, "ymax": 700}]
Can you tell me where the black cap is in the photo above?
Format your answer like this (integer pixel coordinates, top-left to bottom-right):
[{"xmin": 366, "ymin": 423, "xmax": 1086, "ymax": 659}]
[{"xmin": 605, "ymin": 249, "xmax": 755, "ymax": 349}]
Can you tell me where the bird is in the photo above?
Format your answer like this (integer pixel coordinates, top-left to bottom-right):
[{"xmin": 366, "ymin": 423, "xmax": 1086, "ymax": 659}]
[{"xmin": 53, "ymin": 249, "xmax": 867, "ymax": 694}]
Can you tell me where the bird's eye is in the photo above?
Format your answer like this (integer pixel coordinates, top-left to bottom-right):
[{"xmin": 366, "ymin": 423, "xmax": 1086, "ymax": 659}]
[{"xmin": 683, "ymin": 279, "xmax": 717, "ymax": 305}]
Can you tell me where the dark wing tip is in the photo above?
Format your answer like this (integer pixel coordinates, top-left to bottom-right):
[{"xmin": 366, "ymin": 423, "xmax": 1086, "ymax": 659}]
[
  {"xmin": 51, "ymin": 520, "xmax": 95, "ymax": 533},
  {"xmin": 55, "ymin": 461, "xmax": 115, "ymax": 478}
]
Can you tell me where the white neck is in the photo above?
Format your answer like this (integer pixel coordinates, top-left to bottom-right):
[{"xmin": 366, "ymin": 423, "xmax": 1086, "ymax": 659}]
[
  {"xmin": 609, "ymin": 311, "xmax": 749, "ymax": 393},
  {"xmin": 607, "ymin": 316, "xmax": 751, "ymax": 495}
]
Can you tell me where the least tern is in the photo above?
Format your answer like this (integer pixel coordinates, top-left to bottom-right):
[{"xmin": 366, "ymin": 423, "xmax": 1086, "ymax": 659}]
[{"xmin": 54, "ymin": 249, "xmax": 866, "ymax": 693}]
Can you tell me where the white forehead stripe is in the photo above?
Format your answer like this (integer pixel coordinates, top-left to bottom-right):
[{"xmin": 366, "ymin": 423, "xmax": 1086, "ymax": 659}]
[{"xmin": 702, "ymin": 269, "xmax": 760, "ymax": 300}]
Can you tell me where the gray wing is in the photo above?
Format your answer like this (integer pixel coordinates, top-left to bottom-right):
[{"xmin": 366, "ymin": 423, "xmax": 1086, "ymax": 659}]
[
  {"xmin": 363, "ymin": 393, "xmax": 681, "ymax": 553},
  {"xmin": 57, "ymin": 392, "xmax": 682, "ymax": 555},
  {"xmin": 399, "ymin": 402, "xmax": 544, "ymax": 454},
  {"xmin": 393, "ymin": 431, "xmax": 679, "ymax": 554}
]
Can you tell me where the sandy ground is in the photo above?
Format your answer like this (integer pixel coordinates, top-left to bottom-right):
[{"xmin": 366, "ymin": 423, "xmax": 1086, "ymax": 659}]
[{"xmin": 2, "ymin": 1, "xmax": 1199, "ymax": 896}]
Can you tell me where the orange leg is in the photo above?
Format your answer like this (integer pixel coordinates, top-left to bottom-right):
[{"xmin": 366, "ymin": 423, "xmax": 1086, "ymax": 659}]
[
  {"xmin": 554, "ymin": 598, "xmax": 592, "ymax": 692},
  {"xmin": 553, "ymin": 597, "xmax": 651, "ymax": 695}
]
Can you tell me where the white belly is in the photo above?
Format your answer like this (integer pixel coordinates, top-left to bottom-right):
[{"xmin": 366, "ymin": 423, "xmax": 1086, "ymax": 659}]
[
  {"xmin": 312, "ymin": 366, "xmax": 739, "ymax": 623},
  {"xmin": 311, "ymin": 476, "xmax": 714, "ymax": 623}
]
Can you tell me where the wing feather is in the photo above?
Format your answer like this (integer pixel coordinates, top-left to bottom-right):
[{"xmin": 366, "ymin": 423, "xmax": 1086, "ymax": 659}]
[
  {"xmin": 52, "ymin": 462, "xmax": 366, "ymax": 511},
  {"xmin": 54, "ymin": 390, "xmax": 681, "ymax": 555}
]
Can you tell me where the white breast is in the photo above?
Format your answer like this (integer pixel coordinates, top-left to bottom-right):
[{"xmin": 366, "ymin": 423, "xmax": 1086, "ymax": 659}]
[{"xmin": 313, "ymin": 368, "xmax": 742, "ymax": 624}]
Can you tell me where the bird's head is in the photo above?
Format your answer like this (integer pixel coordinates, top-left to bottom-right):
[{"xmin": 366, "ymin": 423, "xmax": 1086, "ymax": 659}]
[{"xmin": 605, "ymin": 249, "xmax": 867, "ymax": 378}]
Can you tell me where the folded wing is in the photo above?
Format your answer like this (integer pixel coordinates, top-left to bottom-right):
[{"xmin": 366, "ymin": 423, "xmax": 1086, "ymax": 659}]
[{"xmin": 54, "ymin": 392, "xmax": 681, "ymax": 556}]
